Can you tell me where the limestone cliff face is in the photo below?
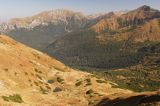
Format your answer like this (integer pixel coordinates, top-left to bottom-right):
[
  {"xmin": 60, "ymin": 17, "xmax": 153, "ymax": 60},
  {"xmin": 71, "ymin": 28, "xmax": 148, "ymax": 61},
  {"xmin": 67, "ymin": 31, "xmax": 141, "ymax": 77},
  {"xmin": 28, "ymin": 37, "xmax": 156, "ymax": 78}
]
[{"xmin": 2, "ymin": 9, "xmax": 88, "ymax": 31}]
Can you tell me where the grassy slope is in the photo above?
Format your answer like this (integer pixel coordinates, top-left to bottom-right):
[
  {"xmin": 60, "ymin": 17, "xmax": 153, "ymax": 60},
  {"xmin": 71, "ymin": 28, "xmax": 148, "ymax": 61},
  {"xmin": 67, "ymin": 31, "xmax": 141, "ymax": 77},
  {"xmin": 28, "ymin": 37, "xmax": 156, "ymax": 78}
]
[
  {"xmin": 46, "ymin": 27, "xmax": 160, "ymax": 92},
  {"xmin": 84, "ymin": 42, "xmax": 160, "ymax": 92},
  {"xmin": 0, "ymin": 35, "xmax": 133, "ymax": 105}
]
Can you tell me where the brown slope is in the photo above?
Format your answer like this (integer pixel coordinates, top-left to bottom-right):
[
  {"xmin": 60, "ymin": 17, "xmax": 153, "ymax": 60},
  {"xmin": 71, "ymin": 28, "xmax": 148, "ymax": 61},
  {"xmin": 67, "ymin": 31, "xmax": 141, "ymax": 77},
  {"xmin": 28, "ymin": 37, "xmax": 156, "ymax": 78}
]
[
  {"xmin": 131, "ymin": 19, "xmax": 160, "ymax": 42},
  {"xmin": 0, "ymin": 35, "xmax": 133, "ymax": 105}
]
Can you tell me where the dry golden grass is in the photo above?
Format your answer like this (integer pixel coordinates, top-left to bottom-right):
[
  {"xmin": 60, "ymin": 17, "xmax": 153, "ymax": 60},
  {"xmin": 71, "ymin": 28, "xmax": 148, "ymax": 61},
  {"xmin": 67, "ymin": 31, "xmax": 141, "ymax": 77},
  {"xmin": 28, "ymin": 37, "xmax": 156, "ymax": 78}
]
[{"xmin": 0, "ymin": 35, "xmax": 132, "ymax": 105}]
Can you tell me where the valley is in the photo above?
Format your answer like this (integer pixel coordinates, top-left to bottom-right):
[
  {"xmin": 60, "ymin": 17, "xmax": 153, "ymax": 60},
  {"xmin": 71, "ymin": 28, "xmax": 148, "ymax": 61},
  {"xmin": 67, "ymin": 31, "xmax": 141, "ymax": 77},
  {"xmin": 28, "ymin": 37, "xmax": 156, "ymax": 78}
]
[{"xmin": 0, "ymin": 5, "xmax": 159, "ymax": 106}]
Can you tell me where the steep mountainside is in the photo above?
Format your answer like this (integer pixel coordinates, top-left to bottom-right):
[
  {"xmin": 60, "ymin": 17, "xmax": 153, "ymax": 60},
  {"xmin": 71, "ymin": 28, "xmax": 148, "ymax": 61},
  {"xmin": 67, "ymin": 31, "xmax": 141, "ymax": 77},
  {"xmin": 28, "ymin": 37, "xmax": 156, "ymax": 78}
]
[
  {"xmin": 2, "ymin": 9, "xmax": 88, "ymax": 30},
  {"xmin": 0, "ymin": 9, "xmax": 90, "ymax": 51},
  {"xmin": 46, "ymin": 5, "xmax": 160, "ymax": 69},
  {"xmin": 91, "ymin": 5, "xmax": 160, "ymax": 32},
  {"xmin": 0, "ymin": 35, "xmax": 135, "ymax": 105},
  {"xmin": 0, "ymin": 9, "xmax": 120, "ymax": 51}
]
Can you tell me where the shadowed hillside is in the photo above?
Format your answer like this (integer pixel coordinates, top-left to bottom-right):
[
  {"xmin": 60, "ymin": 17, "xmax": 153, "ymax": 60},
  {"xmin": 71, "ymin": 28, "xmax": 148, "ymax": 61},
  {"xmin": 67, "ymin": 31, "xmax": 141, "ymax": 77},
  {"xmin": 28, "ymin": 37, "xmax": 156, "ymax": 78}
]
[{"xmin": 96, "ymin": 91, "xmax": 160, "ymax": 106}]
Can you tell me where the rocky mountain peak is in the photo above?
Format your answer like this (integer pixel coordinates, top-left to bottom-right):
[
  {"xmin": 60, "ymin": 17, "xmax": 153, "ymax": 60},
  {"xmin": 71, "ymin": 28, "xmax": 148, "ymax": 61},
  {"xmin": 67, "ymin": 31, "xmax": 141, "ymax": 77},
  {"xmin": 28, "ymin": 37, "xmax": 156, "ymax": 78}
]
[
  {"xmin": 137, "ymin": 5, "xmax": 151, "ymax": 11},
  {"xmin": 0, "ymin": 9, "xmax": 89, "ymax": 32},
  {"xmin": 127, "ymin": 5, "xmax": 160, "ymax": 19},
  {"xmin": 38, "ymin": 9, "xmax": 85, "ymax": 20}
]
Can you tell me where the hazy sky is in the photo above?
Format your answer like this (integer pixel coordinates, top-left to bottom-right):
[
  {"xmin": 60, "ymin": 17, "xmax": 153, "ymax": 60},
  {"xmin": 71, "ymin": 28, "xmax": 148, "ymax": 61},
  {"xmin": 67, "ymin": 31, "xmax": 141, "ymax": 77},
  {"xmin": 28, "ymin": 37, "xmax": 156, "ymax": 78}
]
[{"xmin": 0, "ymin": 0, "xmax": 159, "ymax": 20}]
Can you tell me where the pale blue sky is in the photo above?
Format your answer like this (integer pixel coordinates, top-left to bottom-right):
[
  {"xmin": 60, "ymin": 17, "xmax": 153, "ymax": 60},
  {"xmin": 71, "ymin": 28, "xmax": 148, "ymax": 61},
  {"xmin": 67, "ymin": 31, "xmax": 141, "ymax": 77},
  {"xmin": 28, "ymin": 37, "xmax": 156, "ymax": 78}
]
[{"xmin": 0, "ymin": 0, "xmax": 159, "ymax": 20}]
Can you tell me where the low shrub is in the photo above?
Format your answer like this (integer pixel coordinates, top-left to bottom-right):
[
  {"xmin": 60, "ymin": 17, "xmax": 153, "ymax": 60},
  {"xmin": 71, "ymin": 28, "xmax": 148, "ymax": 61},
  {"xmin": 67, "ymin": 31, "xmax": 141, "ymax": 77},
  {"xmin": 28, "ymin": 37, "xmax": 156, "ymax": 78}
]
[
  {"xmin": 46, "ymin": 85, "xmax": 51, "ymax": 90},
  {"xmin": 34, "ymin": 68, "xmax": 43, "ymax": 74},
  {"xmin": 85, "ymin": 78, "xmax": 92, "ymax": 86},
  {"xmin": 75, "ymin": 81, "xmax": 82, "ymax": 86},
  {"xmin": 34, "ymin": 81, "xmax": 39, "ymax": 86},
  {"xmin": 86, "ymin": 89, "xmax": 94, "ymax": 95},
  {"xmin": 96, "ymin": 80, "xmax": 106, "ymax": 83},
  {"xmin": 54, "ymin": 67, "xmax": 65, "ymax": 72},
  {"xmin": 40, "ymin": 86, "xmax": 47, "ymax": 94},
  {"xmin": 2, "ymin": 94, "xmax": 23, "ymax": 103},
  {"xmin": 57, "ymin": 77, "xmax": 64, "ymax": 83}
]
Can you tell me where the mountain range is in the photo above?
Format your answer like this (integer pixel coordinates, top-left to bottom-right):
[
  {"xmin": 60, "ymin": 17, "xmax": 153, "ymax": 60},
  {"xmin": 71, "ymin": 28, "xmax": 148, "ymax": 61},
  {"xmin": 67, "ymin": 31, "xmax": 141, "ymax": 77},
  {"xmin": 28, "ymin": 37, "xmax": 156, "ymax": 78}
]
[
  {"xmin": 0, "ymin": 9, "xmax": 125, "ymax": 51},
  {"xmin": 0, "ymin": 5, "xmax": 160, "ymax": 91},
  {"xmin": 0, "ymin": 9, "xmax": 90, "ymax": 50},
  {"xmin": 0, "ymin": 5, "xmax": 160, "ymax": 105},
  {"xmin": 45, "ymin": 5, "xmax": 160, "ymax": 68}
]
